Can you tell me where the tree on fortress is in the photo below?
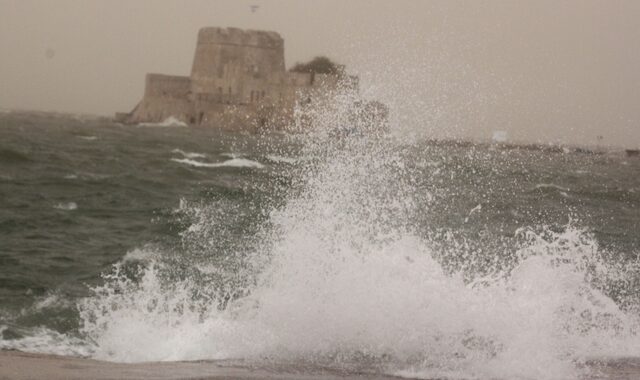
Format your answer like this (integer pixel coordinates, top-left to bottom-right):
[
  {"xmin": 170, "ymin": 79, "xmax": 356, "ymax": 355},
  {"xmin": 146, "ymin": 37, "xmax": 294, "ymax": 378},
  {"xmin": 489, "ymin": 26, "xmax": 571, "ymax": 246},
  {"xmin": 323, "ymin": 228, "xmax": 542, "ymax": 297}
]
[{"xmin": 289, "ymin": 56, "xmax": 341, "ymax": 75}]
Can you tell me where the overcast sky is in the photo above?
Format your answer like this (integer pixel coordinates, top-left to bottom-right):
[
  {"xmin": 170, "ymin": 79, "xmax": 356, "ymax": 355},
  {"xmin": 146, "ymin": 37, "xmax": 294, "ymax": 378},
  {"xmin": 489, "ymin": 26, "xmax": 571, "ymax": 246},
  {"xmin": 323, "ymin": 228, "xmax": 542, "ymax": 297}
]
[{"xmin": 1, "ymin": 0, "xmax": 639, "ymax": 147}]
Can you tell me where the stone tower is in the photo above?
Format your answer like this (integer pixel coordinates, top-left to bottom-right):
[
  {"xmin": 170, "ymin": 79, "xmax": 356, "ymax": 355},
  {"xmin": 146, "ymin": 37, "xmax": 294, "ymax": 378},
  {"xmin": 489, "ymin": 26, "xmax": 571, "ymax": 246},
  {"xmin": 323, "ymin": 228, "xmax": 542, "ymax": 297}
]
[
  {"xmin": 119, "ymin": 26, "xmax": 380, "ymax": 131},
  {"xmin": 190, "ymin": 27, "xmax": 285, "ymax": 105}
]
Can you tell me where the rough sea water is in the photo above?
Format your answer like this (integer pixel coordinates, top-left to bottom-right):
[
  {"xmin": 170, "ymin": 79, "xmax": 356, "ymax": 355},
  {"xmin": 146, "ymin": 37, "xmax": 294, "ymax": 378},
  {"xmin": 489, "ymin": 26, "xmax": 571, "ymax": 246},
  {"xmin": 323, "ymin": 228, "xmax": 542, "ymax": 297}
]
[{"xmin": 0, "ymin": 99, "xmax": 639, "ymax": 380}]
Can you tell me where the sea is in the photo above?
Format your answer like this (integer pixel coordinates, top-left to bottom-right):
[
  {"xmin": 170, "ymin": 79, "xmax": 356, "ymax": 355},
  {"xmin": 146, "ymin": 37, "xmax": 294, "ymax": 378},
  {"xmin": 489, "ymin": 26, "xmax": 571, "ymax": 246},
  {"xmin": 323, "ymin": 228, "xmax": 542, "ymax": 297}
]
[{"xmin": 0, "ymin": 109, "xmax": 639, "ymax": 379}]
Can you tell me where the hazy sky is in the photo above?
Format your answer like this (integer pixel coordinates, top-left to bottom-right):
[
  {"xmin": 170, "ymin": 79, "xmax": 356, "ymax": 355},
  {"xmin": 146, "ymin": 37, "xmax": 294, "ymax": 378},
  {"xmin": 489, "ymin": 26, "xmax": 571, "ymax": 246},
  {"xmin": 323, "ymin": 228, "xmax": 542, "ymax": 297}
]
[{"xmin": 1, "ymin": 0, "xmax": 639, "ymax": 147}]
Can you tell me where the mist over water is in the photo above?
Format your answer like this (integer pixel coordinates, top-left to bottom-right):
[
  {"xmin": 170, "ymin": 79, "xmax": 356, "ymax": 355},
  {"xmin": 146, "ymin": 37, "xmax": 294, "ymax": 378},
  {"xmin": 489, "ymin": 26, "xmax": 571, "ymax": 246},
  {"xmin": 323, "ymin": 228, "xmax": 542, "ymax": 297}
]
[{"xmin": 1, "ymin": 86, "xmax": 639, "ymax": 379}]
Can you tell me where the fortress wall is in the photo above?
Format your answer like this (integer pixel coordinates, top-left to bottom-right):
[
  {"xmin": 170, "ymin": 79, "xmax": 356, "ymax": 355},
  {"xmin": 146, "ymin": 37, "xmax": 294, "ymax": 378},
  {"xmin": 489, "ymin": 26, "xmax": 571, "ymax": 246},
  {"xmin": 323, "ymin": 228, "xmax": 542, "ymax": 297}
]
[
  {"xmin": 144, "ymin": 74, "xmax": 191, "ymax": 98},
  {"xmin": 129, "ymin": 96, "xmax": 193, "ymax": 124},
  {"xmin": 194, "ymin": 101, "xmax": 261, "ymax": 131},
  {"xmin": 128, "ymin": 74, "xmax": 193, "ymax": 123}
]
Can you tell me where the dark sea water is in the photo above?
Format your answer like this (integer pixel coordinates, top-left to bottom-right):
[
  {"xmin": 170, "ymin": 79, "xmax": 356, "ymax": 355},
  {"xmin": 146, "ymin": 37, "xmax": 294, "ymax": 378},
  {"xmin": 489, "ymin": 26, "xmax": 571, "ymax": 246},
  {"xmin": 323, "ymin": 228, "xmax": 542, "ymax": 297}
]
[{"xmin": 1, "ymin": 111, "xmax": 639, "ymax": 379}]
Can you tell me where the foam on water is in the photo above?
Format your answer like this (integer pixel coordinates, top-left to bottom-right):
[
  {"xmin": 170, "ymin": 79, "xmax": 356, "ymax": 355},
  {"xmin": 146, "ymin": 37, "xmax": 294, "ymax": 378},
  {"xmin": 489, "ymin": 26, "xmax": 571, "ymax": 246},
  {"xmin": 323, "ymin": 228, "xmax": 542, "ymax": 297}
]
[
  {"xmin": 138, "ymin": 116, "xmax": 188, "ymax": 128},
  {"xmin": 170, "ymin": 157, "xmax": 264, "ymax": 169},
  {"xmin": 53, "ymin": 202, "xmax": 78, "ymax": 210},
  {"xmin": 0, "ymin": 326, "xmax": 91, "ymax": 357},
  {"xmin": 172, "ymin": 149, "xmax": 206, "ymax": 159},
  {"xmin": 220, "ymin": 152, "xmax": 245, "ymax": 158},
  {"xmin": 535, "ymin": 183, "xmax": 571, "ymax": 192}
]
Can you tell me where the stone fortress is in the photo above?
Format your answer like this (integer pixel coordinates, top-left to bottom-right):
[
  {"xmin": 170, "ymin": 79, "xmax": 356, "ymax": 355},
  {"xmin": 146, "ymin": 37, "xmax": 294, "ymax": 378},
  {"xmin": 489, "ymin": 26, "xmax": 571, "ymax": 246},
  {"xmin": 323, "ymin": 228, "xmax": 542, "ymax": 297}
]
[{"xmin": 117, "ymin": 27, "xmax": 387, "ymax": 132}]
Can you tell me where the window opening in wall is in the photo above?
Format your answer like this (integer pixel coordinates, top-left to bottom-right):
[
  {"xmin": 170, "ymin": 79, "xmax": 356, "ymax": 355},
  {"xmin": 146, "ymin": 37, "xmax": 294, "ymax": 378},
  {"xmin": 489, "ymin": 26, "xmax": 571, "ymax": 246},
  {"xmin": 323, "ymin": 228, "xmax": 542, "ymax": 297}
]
[
  {"xmin": 261, "ymin": 91, "xmax": 266, "ymax": 99},
  {"xmin": 250, "ymin": 91, "xmax": 254, "ymax": 103},
  {"xmin": 198, "ymin": 112, "xmax": 204, "ymax": 124}
]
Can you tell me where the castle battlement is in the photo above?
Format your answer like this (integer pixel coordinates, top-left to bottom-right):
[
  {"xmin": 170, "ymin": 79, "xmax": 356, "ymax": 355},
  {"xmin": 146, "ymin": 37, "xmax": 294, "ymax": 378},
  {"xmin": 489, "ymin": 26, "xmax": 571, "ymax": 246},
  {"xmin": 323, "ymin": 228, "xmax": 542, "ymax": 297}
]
[{"xmin": 196, "ymin": 27, "xmax": 284, "ymax": 49}]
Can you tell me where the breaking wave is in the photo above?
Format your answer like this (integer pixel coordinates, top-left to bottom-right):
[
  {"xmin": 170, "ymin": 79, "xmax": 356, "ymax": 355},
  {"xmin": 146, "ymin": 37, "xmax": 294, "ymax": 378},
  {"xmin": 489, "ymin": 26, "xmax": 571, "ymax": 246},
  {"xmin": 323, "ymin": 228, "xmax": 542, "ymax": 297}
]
[
  {"xmin": 71, "ymin": 84, "xmax": 640, "ymax": 380},
  {"xmin": 80, "ymin": 138, "xmax": 640, "ymax": 379}
]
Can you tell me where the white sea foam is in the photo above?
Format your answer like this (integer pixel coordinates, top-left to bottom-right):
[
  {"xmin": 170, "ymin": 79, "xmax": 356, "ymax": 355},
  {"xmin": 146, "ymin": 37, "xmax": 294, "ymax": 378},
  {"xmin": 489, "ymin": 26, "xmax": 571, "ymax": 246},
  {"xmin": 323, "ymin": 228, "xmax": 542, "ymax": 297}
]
[
  {"xmin": 0, "ymin": 326, "xmax": 91, "ymax": 357},
  {"xmin": 535, "ymin": 183, "xmax": 570, "ymax": 192},
  {"xmin": 54, "ymin": 202, "xmax": 78, "ymax": 210},
  {"xmin": 138, "ymin": 116, "xmax": 188, "ymax": 128},
  {"xmin": 122, "ymin": 247, "xmax": 158, "ymax": 262},
  {"xmin": 33, "ymin": 293, "xmax": 74, "ymax": 312},
  {"xmin": 78, "ymin": 135, "xmax": 98, "ymax": 141},
  {"xmin": 220, "ymin": 152, "xmax": 245, "ymax": 159},
  {"xmin": 171, "ymin": 158, "xmax": 264, "ymax": 169},
  {"xmin": 171, "ymin": 149, "xmax": 206, "ymax": 159}
]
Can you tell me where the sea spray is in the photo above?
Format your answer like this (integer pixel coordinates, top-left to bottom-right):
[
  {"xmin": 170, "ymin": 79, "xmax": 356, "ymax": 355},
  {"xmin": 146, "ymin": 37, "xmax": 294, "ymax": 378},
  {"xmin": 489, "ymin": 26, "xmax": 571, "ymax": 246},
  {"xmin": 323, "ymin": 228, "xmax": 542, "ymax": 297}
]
[{"xmin": 77, "ymin": 84, "xmax": 640, "ymax": 379}]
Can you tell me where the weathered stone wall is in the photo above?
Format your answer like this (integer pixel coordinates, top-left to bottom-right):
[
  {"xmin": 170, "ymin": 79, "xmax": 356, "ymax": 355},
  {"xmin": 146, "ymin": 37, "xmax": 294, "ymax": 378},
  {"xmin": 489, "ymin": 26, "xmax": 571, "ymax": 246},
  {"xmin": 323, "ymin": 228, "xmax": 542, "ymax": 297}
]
[
  {"xmin": 129, "ymin": 74, "xmax": 193, "ymax": 123},
  {"xmin": 190, "ymin": 27, "xmax": 285, "ymax": 103},
  {"xmin": 144, "ymin": 74, "xmax": 191, "ymax": 98}
]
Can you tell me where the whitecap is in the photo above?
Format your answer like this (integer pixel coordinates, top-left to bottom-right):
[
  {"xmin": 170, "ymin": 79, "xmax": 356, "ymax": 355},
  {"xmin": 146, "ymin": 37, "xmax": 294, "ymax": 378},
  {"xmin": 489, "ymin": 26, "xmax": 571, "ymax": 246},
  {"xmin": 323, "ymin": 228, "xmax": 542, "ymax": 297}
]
[
  {"xmin": 534, "ymin": 183, "xmax": 570, "ymax": 192},
  {"xmin": 220, "ymin": 152, "xmax": 245, "ymax": 159},
  {"xmin": 78, "ymin": 135, "xmax": 98, "ymax": 141},
  {"xmin": 171, "ymin": 158, "xmax": 264, "ymax": 169},
  {"xmin": 138, "ymin": 116, "xmax": 187, "ymax": 128},
  {"xmin": 53, "ymin": 202, "xmax": 78, "ymax": 211},
  {"xmin": 171, "ymin": 149, "xmax": 206, "ymax": 159}
]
